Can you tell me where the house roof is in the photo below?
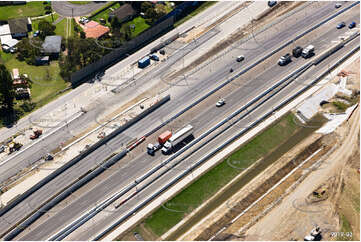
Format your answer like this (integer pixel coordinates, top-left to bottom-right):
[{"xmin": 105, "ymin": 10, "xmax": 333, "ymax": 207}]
[
  {"xmin": 42, "ymin": 35, "xmax": 62, "ymax": 53},
  {"xmin": 0, "ymin": 34, "xmax": 18, "ymax": 48},
  {"xmin": 8, "ymin": 18, "xmax": 28, "ymax": 34},
  {"xmin": 0, "ymin": 24, "xmax": 11, "ymax": 36},
  {"xmin": 109, "ymin": 4, "xmax": 136, "ymax": 21},
  {"xmin": 83, "ymin": 21, "xmax": 109, "ymax": 38}
]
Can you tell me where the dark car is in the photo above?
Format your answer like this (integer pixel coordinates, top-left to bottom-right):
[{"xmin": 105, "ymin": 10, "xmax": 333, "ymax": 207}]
[
  {"xmin": 292, "ymin": 46, "xmax": 303, "ymax": 58},
  {"xmin": 278, "ymin": 53, "xmax": 291, "ymax": 66},
  {"xmin": 349, "ymin": 21, "xmax": 356, "ymax": 29},
  {"xmin": 150, "ymin": 54, "xmax": 159, "ymax": 61},
  {"xmin": 337, "ymin": 22, "xmax": 346, "ymax": 29},
  {"xmin": 268, "ymin": 1, "xmax": 277, "ymax": 7}
]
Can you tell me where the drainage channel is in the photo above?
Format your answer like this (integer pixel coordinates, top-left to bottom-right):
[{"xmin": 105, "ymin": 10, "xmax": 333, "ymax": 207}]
[{"xmin": 165, "ymin": 113, "xmax": 327, "ymax": 241}]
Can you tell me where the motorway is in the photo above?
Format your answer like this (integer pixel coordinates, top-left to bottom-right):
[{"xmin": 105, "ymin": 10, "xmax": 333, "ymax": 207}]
[
  {"xmin": 4, "ymin": 2, "xmax": 359, "ymax": 240},
  {"xmin": 0, "ymin": 1, "xmax": 243, "ymax": 185},
  {"xmin": 64, "ymin": 29, "xmax": 361, "ymax": 242}
]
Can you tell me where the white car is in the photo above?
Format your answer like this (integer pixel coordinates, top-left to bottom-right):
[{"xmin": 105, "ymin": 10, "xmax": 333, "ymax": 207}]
[{"xmin": 216, "ymin": 98, "xmax": 226, "ymax": 107}]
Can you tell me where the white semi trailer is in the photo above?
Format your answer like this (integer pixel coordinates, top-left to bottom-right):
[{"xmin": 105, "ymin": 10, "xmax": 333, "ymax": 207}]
[{"xmin": 161, "ymin": 125, "xmax": 193, "ymax": 154}]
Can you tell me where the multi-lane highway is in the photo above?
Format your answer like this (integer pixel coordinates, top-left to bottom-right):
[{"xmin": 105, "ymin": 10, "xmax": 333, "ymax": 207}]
[
  {"xmin": 0, "ymin": 1, "xmax": 243, "ymax": 185},
  {"xmin": 1, "ymin": 1, "xmax": 359, "ymax": 240}
]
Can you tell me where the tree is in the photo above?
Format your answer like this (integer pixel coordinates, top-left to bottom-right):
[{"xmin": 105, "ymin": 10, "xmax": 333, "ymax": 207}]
[
  {"xmin": 155, "ymin": 4, "xmax": 167, "ymax": 19},
  {"xmin": 0, "ymin": 64, "xmax": 15, "ymax": 112},
  {"xmin": 145, "ymin": 7, "xmax": 157, "ymax": 20},
  {"xmin": 16, "ymin": 39, "xmax": 40, "ymax": 65},
  {"xmin": 80, "ymin": 31, "xmax": 86, "ymax": 39},
  {"xmin": 38, "ymin": 20, "xmax": 56, "ymax": 39},
  {"xmin": 141, "ymin": 1, "xmax": 153, "ymax": 13},
  {"xmin": 122, "ymin": 23, "xmax": 131, "ymax": 41},
  {"xmin": 110, "ymin": 16, "xmax": 121, "ymax": 37}
]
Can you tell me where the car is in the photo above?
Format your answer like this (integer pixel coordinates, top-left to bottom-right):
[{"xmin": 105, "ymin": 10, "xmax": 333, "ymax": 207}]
[
  {"xmin": 44, "ymin": 153, "xmax": 53, "ymax": 161},
  {"xmin": 292, "ymin": 46, "xmax": 303, "ymax": 58},
  {"xmin": 335, "ymin": 3, "xmax": 342, "ymax": 8},
  {"xmin": 268, "ymin": 1, "xmax": 277, "ymax": 7},
  {"xmin": 0, "ymin": 145, "xmax": 5, "ymax": 153},
  {"xmin": 9, "ymin": 47, "xmax": 17, "ymax": 53},
  {"xmin": 337, "ymin": 22, "xmax": 346, "ymax": 29},
  {"xmin": 147, "ymin": 142, "xmax": 161, "ymax": 155},
  {"xmin": 150, "ymin": 54, "xmax": 159, "ymax": 61},
  {"xmin": 230, "ymin": 68, "xmax": 233, "ymax": 73},
  {"xmin": 216, "ymin": 98, "xmax": 226, "ymax": 107},
  {"xmin": 278, "ymin": 53, "xmax": 291, "ymax": 66},
  {"xmin": 33, "ymin": 30, "xmax": 40, "ymax": 37},
  {"xmin": 349, "ymin": 21, "xmax": 356, "ymax": 29},
  {"xmin": 236, "ymin": 55, "xmax": 245, "ymax": 62}
]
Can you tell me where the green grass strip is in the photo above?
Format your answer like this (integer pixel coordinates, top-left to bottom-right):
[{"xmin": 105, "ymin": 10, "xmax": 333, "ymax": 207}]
[{"xmin": 337, "ymin": 214, "xmax": 354, "ymax": 241}]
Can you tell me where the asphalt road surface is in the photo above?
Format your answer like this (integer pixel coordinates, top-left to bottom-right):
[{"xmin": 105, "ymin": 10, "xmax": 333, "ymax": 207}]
[
  {"xmin": 9, "ymin": 2, "xmax": 359, "ymax": 240},
  {"xmin": 52, "ymin": 1, "xmax": 108, "ymax": 17},
  {"xmin": 0, "ymin": 1, "xmax": 241, "ymax": 186}
]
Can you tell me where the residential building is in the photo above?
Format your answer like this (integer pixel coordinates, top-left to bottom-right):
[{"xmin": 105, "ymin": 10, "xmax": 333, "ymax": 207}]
[
  {"xmin": 41, "ymin": 35, "xmax": 62, "ymax": 59},
  {"xmin": 108, "ymin": 4, "xmax": 137, "ymax": 24},
  {"xmin": 8, "ymin": 17, "xmax": 31, "ymax": 39},
  {"xmin": 83, "ymin": 21, "xmax": 109, "ymax": 39}
]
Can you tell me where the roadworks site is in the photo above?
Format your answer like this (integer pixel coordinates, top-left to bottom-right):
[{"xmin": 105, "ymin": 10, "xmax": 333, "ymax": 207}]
[{"xmin": 117, "ymin": 57, "xmax": 360, "ymax": 241}]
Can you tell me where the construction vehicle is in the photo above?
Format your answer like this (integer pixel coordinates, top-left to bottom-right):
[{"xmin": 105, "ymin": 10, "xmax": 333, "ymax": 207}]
[
  {"xmin": 30, "ymin": 129, "xmax": 43, "ymax": 140},
  {"xmin": 44, "ymin": 153, "xmax": 54, "ymax": 161},
  {"xmin": 304, "ymin": 226, "xmax": 322, "ymax": 241},
  {"xmin": 8, "ymin": 142, "xmax": 22, "ymax": 154},
  {"xmin": 161, "ymin": 125, "xmax": 193, "ymax": 154}
]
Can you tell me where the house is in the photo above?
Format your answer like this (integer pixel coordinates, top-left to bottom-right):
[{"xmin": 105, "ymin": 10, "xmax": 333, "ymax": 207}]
[
  {"xmin": 0, "ymin": 24, "xmax": 19, "ymax": 52},
  {"xmin": 108, "ymin": 4, "xmax": 137, "ymax": 24},
  {"xmin": 8, "ymin": 17, "xmax": 32, "ymax": 39},
  {"xmin": 41, "ymin": 35, "xmax": 62, "ymax": 59},
  {"xmin": 83, "ymin": 21, "xmax": 109, "ymax": 39}
]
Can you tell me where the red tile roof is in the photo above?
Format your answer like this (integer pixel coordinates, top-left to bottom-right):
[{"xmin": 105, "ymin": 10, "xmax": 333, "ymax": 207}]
[{"xmin": 83, "ymin": 21, "xmax": 109, "ymax": 39}]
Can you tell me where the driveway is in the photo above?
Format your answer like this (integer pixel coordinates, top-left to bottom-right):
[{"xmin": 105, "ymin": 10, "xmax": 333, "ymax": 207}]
[{"xmin": 52, "ymin": 1, "xmax": 108, "ymax": 17}]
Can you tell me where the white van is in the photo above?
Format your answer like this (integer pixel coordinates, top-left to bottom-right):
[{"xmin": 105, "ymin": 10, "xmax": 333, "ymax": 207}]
[{"xmin": 301, "ymin": 45, "xmax": 314, "ymax": 58}]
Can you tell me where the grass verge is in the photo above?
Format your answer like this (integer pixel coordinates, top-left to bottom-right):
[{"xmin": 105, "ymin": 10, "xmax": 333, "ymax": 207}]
[
  {"xmin": 0, "ymin": 2, "xmax": 46, "ymax": 21},
  {"xmin": 174, "ymin": 2, "xmax": 217, "ymax": 28},
  {"xmin": 68, "ymin": 1, "xmax": 92, "ymax": 5},
  {"xmin": 337, "ymin": 214, "xmax": 354, "ymax": 241}
]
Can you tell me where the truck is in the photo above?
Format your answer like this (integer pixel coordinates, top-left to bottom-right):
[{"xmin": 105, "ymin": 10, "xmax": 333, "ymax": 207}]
[
  {"xmin": 304, "ymin": 226, "xmax": 321, "ymax": 241},
  {"xmin": 30, "ymin": 129, "xmax": 43, "ymax": 140},
  {"xmin": 158, "ymin": 130, "xmax": 172, "ymax": 144},
  {"xmin": 147, "ymin": 130, "xmax": 172, "ymax": 155},
  {"xmin": 138, "ymin": 56, "xmax": 150, "ymax": 68},
  {"xmin": 301, "ymin": 45, "xmax": 315, "ymax": 58},
  {"xmin": 161, "ymin": 125, "xmax": 193, "ymax": 154}
]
